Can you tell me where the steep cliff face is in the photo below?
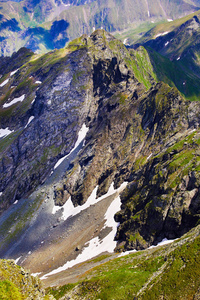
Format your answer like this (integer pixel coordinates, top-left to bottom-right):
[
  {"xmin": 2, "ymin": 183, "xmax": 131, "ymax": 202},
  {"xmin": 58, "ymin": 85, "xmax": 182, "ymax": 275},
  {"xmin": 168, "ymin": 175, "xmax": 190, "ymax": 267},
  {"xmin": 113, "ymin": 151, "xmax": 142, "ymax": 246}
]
[
  {"xmin": 0, "ymin": 29, "xmax": 200, "ymax": 252},
  {"xmin": 0, "ymin": 35, "xmax": 95, "ymax": 213}
]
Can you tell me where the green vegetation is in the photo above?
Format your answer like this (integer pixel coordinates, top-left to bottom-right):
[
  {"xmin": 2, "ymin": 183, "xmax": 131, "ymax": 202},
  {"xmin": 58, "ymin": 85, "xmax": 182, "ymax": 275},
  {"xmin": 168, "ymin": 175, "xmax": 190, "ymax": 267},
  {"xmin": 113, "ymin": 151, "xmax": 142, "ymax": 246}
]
[
  {"xmin": 146, "ymin": 47, "xmax": 200, "ymax": 101},
  {"xmin": 114, "ymin": 21, "xmax": 162, "ymax": 45},
  {"xmin": 47, "ymin": 284, "xmax": 75, "ymax": 300},
  {"xmin": 143, "ymin": 236, "xmax": 200, "ymax": 299},
  {"xmin": 0, "ymin": 280, "xmax": 22, "ymax": 300},
  {"xmin": 124, "ymin": 47, "xmax": 156, "ymax": 89},
  {"xmin": 47, "ymin": 226, "xmax": 200, "ymax": 299},
  {"xmin": 1, "ymin": 17, "xmax": 200, "ymax": 300},
  {"xmin": 0, "ymin": 259, "xmax": 52, "ymax": 299},
  {"xmin": 0, "ymin": 130, "xmax": 23, "ymax": 153}
]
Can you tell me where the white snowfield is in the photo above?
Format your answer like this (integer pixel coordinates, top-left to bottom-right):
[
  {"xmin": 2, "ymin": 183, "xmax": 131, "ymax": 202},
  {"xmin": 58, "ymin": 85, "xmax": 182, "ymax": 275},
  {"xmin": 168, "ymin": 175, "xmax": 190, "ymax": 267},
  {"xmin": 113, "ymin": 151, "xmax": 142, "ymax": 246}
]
[
  {"xmin": 52, "ymin": 182, "xmax": 127, "ymax": 220},
  {"xmin": 0, "ymin": 78, "xmax": 9, "ymax": 87},
  {"xmin": 53, "ymin": 123, "xmax": 89, "ymax": 170},
  {"xmin": 3, "ymin": 95, "xmax": 25, "ymax": 108},
  {"xmin": 42, "ymin": 182, "xmax": 128, "ymax": 279},
  {"xmin": 0, "ymin": 192, "xmax": 2, "ymax": 196},
  {"xmin": 35, "ymin": 81, "xmax": 42, "ymax": 84},
  {"xmin": 0, "ymin": 127, "xmax": 14, "ymax": 138}
]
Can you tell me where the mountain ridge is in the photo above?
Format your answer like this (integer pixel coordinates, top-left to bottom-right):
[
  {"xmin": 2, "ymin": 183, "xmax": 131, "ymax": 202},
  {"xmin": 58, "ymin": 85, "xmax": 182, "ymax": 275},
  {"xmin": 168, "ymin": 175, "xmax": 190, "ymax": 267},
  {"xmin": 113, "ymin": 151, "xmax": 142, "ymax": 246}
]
[
  {"xmin": 0, "ymin": 29, "xmax": 199, "ymax": 253},
  {"xmin": 0, "ymin": 27, "xmax": 200, "ymax": 299},
  {"xmin": 1, "ymin": 0, "xmax": 200, "ymax": 55}
]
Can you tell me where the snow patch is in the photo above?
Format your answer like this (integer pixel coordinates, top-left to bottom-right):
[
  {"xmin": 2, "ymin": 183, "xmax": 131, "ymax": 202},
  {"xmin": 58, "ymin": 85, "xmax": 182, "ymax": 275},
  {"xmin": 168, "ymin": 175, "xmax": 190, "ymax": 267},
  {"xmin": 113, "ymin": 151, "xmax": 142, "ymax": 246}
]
[
  {"xmin": 52, "ymin": 181, "xmax": 127, "ymax": 220},
  {"xmin": 118, "ymin": 238, "xmax": 176, "ymax": 258},
  {"xmin": 31, "ymin": 97, "xmax": 36, "ymax": 104},
  {"xmin": 53, "ymin": 123, "xmax": 89, "ymax": 170},
  {"xmin": 3, "ymin": 95, "xmax": 25, "ymax": 108},
  {"xmin": 25, "ymin": 116, "xmax": 34, "ymax": 128},
  {"xmin": 147, "ymin": 153, "xmax": 152, "ymax": 160},
  {"xmin": 189, "ymin": 128, "xmax": 196, "ymax": 133},
  {"xmin": 118, "ymin": 249, "xmax": 137, "ymax": 257},
  {"xmin": 177, "ymin": 56, "xmax": 181, "ymax": 60},
  {"xmin": 43, "ymin": 182, "xmax": 128, "ymax": 279},
  {"xmin": 10, "ymin": 69, "xmax": 19, "ymax": 77},
  {"xmin": 167, "ymin": 18, "xmax": 173, "ymax": 22},
  {"xmin": 14, "ymin": 200, "xmax": 18, "ymax": 205},
  {"xmin": 155, "ymin": 31, "xmax": 169, "ymax": 38},
  {"xmin": 123, "ymin": 38, "xmax": 128, "ymax": 45},
  {"xmin": 0, "ymin": 78, "xmax": 9, "ymax": 87},
  {"xmin": 0, "ymin": 127, "xmax": 14, "ymax": 138},
  {"xmin": 165, "ymin": 41, "xmax": 169, "ymax": 46},
  {"xmin": 32, "ymin": 272, "xmax": 42, "ymax": 277},
  {"xmin": 157, "ymin": 238, "xmax": 175, "ymax": 246},
  {"xmin": 35, "ymin": 81, "xmax": 42, "ymax": 84},
  {"xmin": 149, "ymin": 238, "xmax": 176, "ymax": 249},
  {"xmin": 0, "ymin": 192, "xmax": 2, "ymax": 196},
  {"xmin": 15, "ymin": 256, "xmax": 22, "ymax": 264},
  {"xmin": 61, "ymin": 0, "xmax": 70, "ymax": 6}
]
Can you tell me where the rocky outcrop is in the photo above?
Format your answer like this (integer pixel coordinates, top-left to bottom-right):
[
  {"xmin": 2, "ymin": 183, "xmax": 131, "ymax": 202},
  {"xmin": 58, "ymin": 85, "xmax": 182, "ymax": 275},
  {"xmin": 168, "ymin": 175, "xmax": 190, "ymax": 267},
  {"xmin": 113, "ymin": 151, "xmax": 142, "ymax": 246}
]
[
  {"xmin": 0, "ymin": 259, "xmax": 54, "ymax": 299},
  {"xmin": 115, "ymin": 129, "xmax": 200, "ymax": 251}
]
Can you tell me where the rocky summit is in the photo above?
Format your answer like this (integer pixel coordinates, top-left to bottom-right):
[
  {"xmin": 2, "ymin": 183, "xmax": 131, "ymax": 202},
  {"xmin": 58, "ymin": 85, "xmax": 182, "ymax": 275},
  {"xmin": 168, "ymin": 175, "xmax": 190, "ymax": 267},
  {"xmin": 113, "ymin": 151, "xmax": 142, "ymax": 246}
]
[{"xmin": 0, "ymin": 27, "xmax": 200, "ymax": 299}]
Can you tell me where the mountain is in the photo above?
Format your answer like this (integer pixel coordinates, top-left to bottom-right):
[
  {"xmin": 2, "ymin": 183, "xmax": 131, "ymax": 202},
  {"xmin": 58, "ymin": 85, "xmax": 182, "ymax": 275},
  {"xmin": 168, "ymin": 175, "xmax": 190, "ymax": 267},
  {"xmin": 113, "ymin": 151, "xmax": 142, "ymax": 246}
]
[
  {"xmin": 0, "ymin": 28, "xmax": 200, "ymax": 254},
  {"xmin": 1, "ymin": 0, "xmax": 200, "ymax": 55},
  {"xmin": 0, "ymin": 27, "xmax": 200, "ymax": 298},
  {"xmin": 129, "ymin": 10, "xmax": 200, "ymax": 101}
]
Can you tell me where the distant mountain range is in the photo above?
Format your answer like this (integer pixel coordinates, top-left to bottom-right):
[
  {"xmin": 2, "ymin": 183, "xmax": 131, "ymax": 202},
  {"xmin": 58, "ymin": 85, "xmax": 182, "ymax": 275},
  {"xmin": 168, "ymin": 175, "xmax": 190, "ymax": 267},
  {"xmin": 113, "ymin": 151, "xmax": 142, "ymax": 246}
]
[{"xmin": 1, "ymin": 0, "xmax": 200, "ymax": 55}]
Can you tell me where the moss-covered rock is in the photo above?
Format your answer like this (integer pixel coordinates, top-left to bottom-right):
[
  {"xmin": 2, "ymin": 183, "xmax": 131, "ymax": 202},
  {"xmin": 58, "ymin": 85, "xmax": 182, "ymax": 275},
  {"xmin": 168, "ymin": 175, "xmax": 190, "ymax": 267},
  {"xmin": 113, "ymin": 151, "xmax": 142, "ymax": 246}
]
[{"xmin": 0, "ymin": 259, "xmax": 54, "ymax": 299}]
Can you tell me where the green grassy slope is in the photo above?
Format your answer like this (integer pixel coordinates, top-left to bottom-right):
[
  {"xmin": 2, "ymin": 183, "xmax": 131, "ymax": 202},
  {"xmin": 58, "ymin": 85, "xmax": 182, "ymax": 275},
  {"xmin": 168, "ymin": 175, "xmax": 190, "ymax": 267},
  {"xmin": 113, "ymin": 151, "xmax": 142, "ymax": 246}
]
[{"xmin": 47, "ymin": 225, "xmax": 200, "ymax": 299}]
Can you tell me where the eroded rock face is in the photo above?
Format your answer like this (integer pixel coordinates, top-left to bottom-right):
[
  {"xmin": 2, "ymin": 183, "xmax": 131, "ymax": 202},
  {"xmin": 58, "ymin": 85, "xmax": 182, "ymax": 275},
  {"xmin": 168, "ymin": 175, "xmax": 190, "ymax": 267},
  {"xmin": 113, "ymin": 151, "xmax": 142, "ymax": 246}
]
[
  {"xmin": 0, "ymin": 37, "xmax": 94, "ymax": 212},
  {"xmin": 115, "ymin": 138, "xmax": 200, "ymax": 251},
  {"xmin": 0, "ymin": 29, "xmax": 200, "ymax": 250}
]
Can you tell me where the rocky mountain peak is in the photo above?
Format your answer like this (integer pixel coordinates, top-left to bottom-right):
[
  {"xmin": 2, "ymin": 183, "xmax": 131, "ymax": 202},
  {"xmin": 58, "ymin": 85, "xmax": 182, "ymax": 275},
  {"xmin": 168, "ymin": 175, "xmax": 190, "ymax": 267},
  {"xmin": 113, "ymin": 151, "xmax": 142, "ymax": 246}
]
[{"xmin": 0, "ymin": 29, "xmax": 199, "ymax": 254}]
